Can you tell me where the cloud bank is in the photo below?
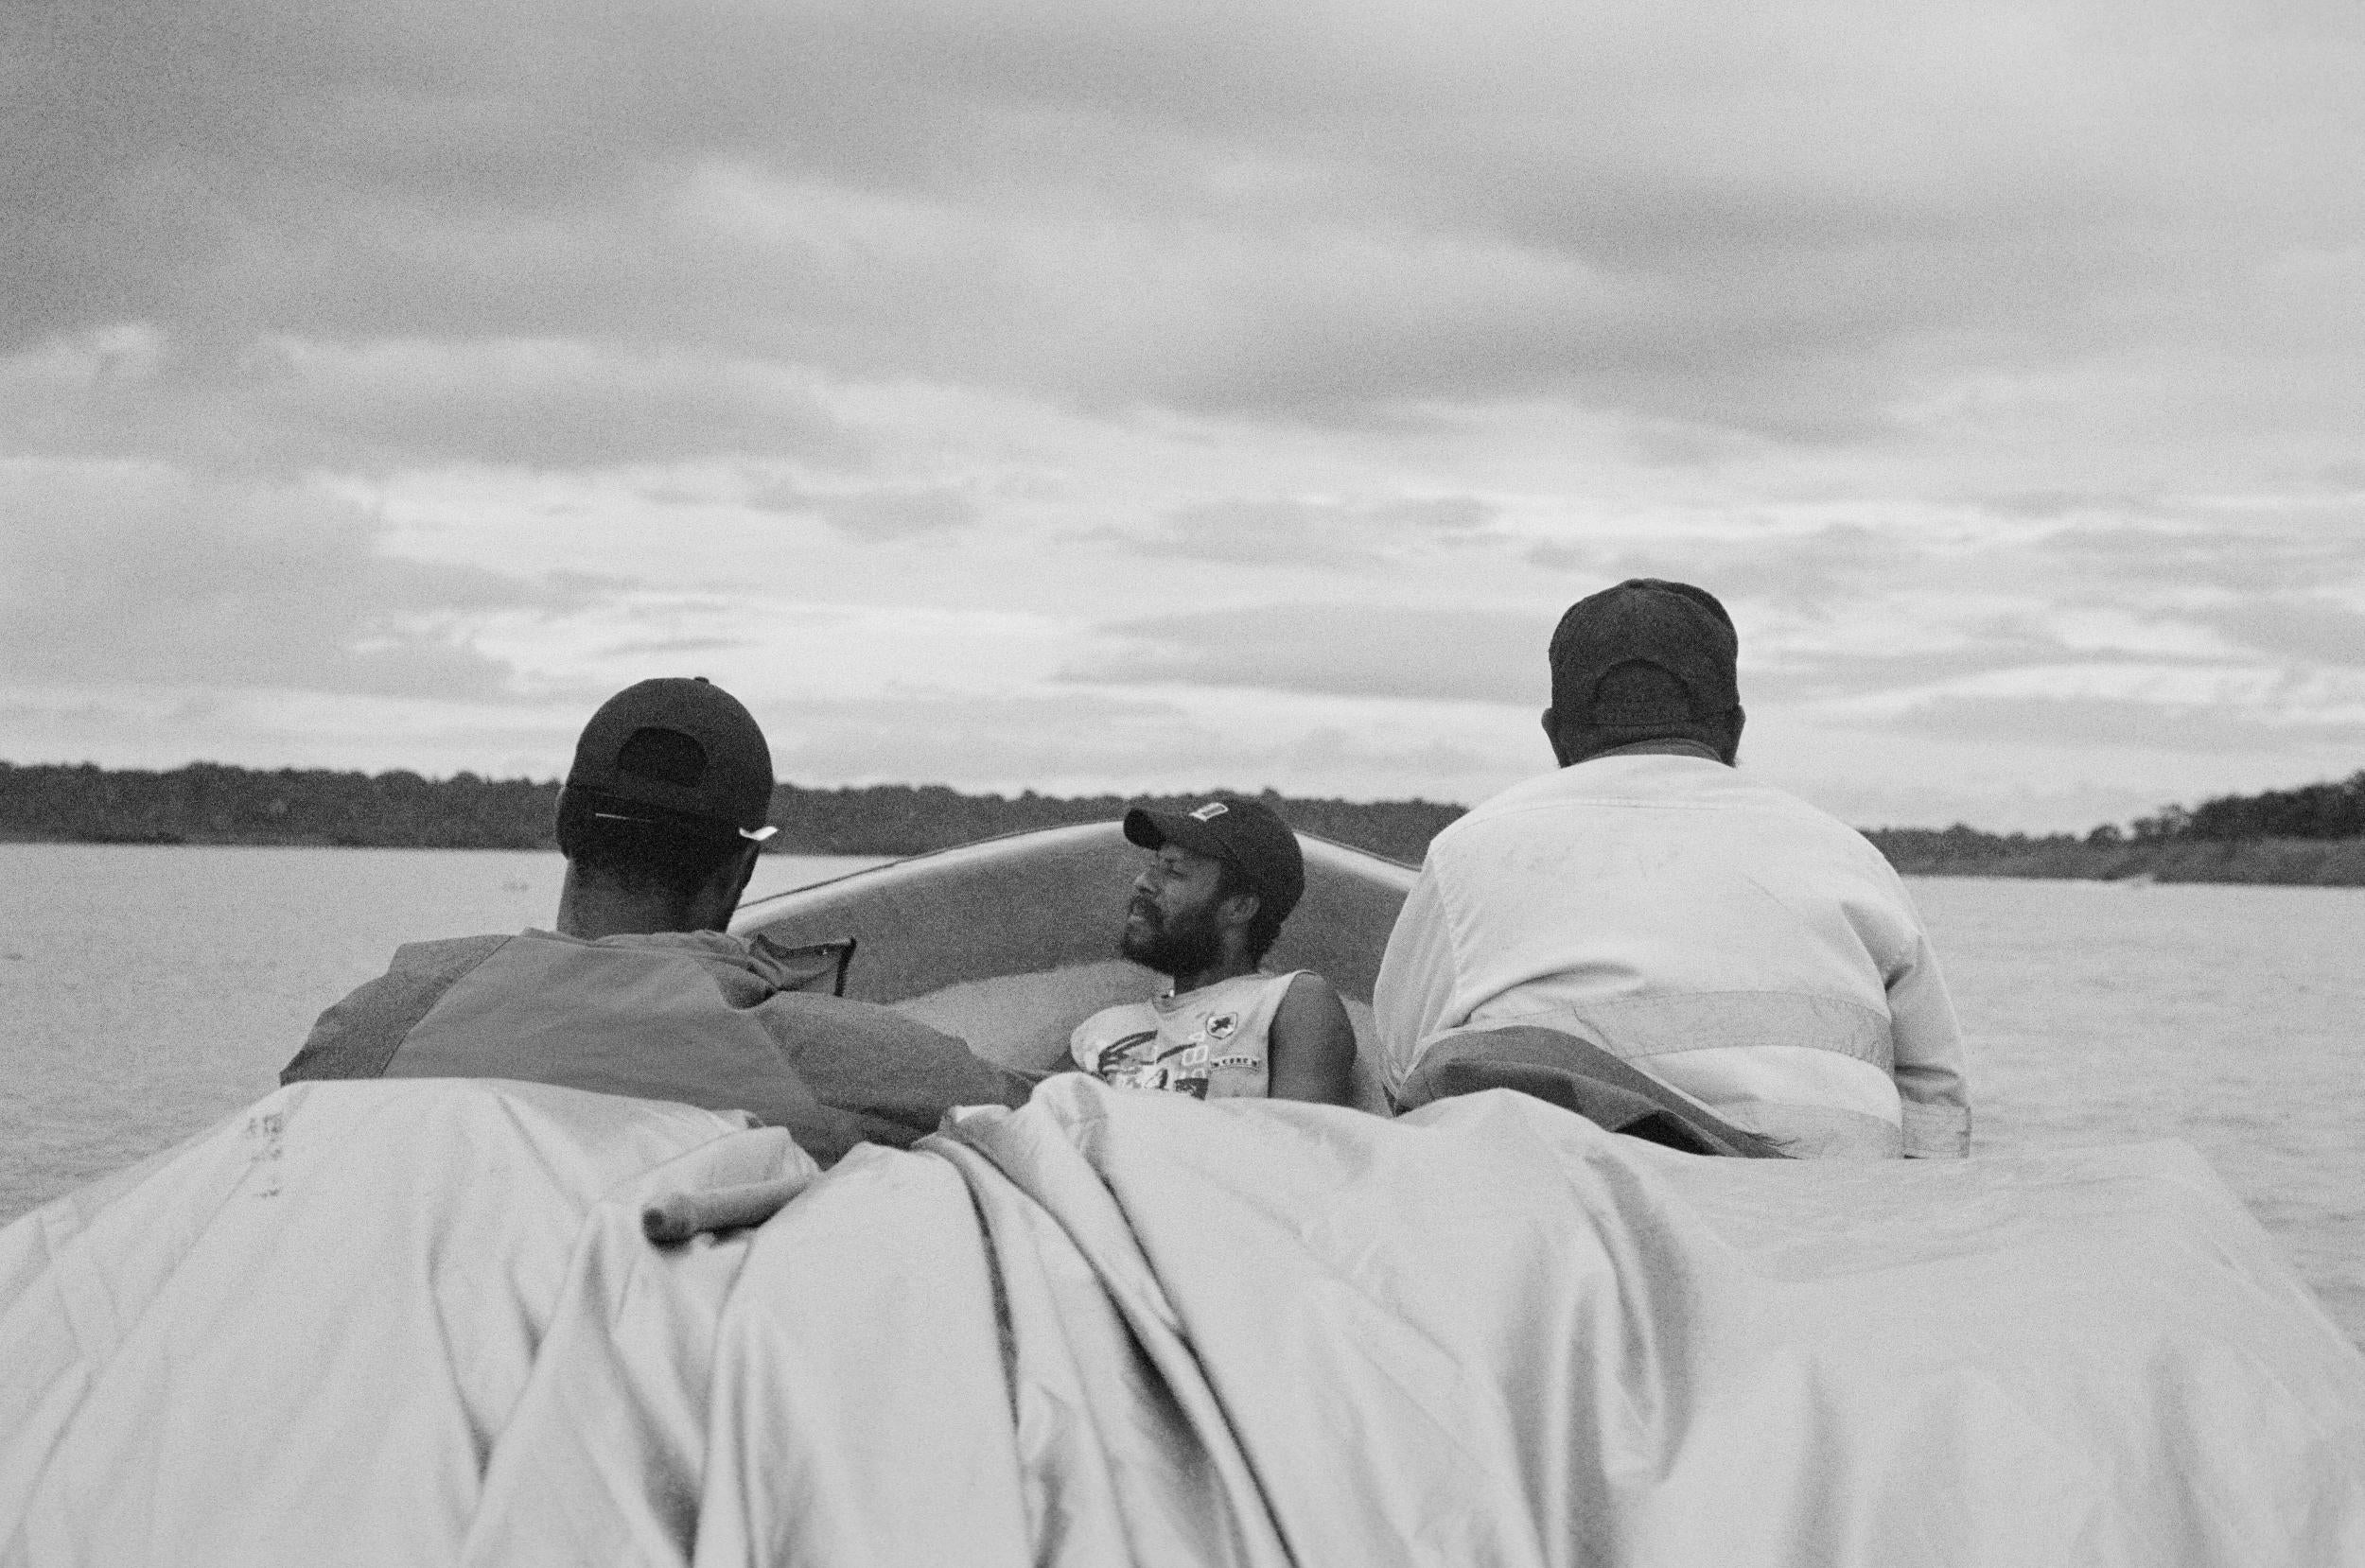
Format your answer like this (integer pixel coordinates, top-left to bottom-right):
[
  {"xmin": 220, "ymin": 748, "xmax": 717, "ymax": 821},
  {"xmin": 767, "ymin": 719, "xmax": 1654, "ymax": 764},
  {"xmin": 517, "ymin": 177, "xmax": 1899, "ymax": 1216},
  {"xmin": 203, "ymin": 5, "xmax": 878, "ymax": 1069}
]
[{"xmin": 2, "ymin": 0, "xmax": 2359, "ymax": 829}]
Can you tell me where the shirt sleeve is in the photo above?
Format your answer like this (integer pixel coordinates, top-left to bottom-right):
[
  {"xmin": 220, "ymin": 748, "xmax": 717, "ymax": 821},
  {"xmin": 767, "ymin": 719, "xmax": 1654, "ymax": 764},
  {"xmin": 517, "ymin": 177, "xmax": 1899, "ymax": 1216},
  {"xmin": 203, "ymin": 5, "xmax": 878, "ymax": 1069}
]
[
  {"xmin": 755, "ymin": 993, "xmax": 1034, "ymax": 1149},
  {"xmin": 1885, "ymin": 932, "xmax": 1972, "ymax": 1159},
  {"xmin": 1374, "ymin": 864, "xmax": 1463, "ymax": 1101}
]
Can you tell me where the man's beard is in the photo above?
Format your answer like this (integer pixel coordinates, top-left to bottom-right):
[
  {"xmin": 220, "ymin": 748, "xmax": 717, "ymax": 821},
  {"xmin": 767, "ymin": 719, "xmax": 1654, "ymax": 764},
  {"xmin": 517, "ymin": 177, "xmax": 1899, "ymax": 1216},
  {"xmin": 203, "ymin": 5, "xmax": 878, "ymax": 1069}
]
[{"xmin": 1120, "ymin": 896, "xmax": 1225, "ymax": 979}]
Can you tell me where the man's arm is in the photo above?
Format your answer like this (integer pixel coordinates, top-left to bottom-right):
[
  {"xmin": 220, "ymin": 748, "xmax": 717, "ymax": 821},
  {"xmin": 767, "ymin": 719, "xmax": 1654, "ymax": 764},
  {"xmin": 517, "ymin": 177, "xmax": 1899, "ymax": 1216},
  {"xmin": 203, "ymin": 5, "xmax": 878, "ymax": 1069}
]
[
  {"xmin": 1887, "ymin": 932, "xmax": 1972, "ymax": 1159},
  {"xmin": 758, "ymin": 993, "xmax": 1035, "ymax": 1145},
  {"xmin": 1372, "ymin": 866, "xmax": 1461, "ymax": 1101},
  {"xmin": 1266, "ymin": 973, "xmax": 1359, "ymax": 1106}
]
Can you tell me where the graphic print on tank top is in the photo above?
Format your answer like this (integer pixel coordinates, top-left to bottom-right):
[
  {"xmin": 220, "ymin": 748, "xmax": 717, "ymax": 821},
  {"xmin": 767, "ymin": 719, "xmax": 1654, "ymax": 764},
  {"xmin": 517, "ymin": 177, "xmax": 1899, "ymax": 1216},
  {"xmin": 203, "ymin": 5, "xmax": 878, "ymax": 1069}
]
[{"xmin": 1069, "ymin": 970, "xmax": 1301, "ymax": 1101}]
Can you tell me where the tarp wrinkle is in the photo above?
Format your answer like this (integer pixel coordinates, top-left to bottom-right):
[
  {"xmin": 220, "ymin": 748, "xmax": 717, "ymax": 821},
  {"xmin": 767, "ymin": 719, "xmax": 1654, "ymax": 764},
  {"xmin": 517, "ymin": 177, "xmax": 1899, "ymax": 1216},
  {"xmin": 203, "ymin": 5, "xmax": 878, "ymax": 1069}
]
[{"xmin": 2, "ymin": 1075, "xmax": 2361, "ymax": 1568}]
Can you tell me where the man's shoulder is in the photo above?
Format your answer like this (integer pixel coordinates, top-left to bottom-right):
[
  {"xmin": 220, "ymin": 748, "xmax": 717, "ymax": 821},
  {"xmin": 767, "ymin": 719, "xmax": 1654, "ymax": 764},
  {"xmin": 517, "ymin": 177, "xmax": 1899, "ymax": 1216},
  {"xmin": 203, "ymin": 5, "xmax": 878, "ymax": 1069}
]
[
  {"xmin": 1440, "ymin": 756, "xmax": 1720, "ymax": 828},
  {"xmin": 1425, "ymin": 762, "xmax": 1677, "ymax": 863},
  {"xmin": 1699, "ymin": 775, "xmax": 1899, "ymax": 865},
  {"xmin": 282, "ymin": 933, "xmax": 513, "ymax": 1084},
  {"xmin": 384, "ymin": 932, "xmax": 517, "ymax": 978},
  {"xmin": 1447, "ymin": 759, "xmax": 1857, "ymax": 832},
  {"xmin": 1427, "ymin": 761, "xmax": 1894, "ymax": 883},
  {"xmin": 1270, "ymin": 968, "xmax": 1345, "ymax": 1021},
  {"xmin": 1428, "ymin": 769, "xmax": 1571, "ymax": 851}
]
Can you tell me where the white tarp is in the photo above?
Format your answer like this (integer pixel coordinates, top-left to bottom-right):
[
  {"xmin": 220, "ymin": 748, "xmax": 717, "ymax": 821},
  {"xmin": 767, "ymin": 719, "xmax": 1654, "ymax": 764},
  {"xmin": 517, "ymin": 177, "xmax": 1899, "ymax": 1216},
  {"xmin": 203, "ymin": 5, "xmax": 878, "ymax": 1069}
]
[{"xmin": 5, "ymin": 1075, "xmax": 2361, "ymax": 1567}]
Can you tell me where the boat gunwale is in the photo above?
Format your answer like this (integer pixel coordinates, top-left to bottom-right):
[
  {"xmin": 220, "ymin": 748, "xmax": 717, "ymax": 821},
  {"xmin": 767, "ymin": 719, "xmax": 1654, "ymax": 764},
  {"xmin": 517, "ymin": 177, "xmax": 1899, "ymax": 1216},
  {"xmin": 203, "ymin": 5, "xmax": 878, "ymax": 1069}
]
[{"xmin": 732, "ymin": 821, "xmax": 1421, "ymax": 926}]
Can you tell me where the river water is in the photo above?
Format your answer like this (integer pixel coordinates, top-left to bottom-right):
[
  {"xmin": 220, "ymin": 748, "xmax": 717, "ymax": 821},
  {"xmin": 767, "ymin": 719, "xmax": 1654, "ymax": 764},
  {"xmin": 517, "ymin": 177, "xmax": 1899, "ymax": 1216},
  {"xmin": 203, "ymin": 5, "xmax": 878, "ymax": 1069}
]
[{"xmin": 2, "ymin": 844, "xmax": 2358, "ymax": 1346}]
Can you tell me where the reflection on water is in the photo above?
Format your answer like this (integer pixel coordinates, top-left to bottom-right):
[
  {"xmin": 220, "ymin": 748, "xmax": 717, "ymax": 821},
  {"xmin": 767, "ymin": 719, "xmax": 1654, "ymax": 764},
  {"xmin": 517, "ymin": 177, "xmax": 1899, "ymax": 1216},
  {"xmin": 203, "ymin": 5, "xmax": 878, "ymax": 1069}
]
[
  {"xmin": 1914, "ymin": 875, "xmax": 2365, "ymax": 1347},
  {"xmin": 2, "ymin": 846, "xmax": 2359, "ymax": 1346}
]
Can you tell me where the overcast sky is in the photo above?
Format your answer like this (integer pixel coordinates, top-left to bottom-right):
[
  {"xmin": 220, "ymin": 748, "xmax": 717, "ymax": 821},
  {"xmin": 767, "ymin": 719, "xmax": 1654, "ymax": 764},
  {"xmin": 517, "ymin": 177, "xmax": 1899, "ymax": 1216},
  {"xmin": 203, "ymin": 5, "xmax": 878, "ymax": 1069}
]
[{"xmin": 4, "ymin": 0, "xmax": 2359, "ymax": 830}]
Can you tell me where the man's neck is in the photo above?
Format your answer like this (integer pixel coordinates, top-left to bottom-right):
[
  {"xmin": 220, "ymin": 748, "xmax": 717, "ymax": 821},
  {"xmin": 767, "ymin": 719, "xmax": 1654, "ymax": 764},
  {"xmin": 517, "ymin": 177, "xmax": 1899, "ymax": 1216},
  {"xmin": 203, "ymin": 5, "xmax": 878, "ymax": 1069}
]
[
  {"xmin": 1165, "ymin": 950, "xmax": 1260, "ymax": 996},
  {"xmin": 1579, "ymin": 738, "xmax": 1726, "ymax": 765},
  {"xmin": 555, "ymin": 868, "xmax": 714, "ymax": 940}
]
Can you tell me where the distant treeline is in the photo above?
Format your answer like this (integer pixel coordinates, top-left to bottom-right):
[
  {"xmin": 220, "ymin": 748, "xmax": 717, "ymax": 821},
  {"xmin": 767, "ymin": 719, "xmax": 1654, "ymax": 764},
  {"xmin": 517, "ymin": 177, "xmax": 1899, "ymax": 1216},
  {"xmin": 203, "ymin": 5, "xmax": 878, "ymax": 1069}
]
[
  {"xmin": 2131, "ymin": 769, "xmax": 2365, "ymax": 845},
  {"xmin": 1862, "ymin": 768, "xmax": 2365, "ymax": 886},
  {"xmin": 1861, "ymin": 827, "xmax": 2365, "ymax": 886},
  {"xmin": 6, "ymin": 760, "xmax": 2361, "ymax": 885},
  {"xmin": 0, "ymin": 762, "xmax": 1460, "ymax": 866}
]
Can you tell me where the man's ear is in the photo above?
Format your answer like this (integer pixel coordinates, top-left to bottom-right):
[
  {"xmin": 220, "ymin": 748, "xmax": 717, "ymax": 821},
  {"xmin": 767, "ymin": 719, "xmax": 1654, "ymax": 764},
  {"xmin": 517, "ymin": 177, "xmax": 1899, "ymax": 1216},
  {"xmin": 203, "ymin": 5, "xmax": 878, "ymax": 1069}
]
[
  {"xmin": 1540, "ymin": 706, "xmax": 1573, "ymax": 767},
  {"xmin": 727, "ymin": 839, "xmax": 762, "ymax": 904},
  {"xmin": 1218, "ymin": 886, "xmax": 1261, "ymax": 936},
  {"xmin": 692, "ymin": 840, "xmax": 763, "ymax": 931}
]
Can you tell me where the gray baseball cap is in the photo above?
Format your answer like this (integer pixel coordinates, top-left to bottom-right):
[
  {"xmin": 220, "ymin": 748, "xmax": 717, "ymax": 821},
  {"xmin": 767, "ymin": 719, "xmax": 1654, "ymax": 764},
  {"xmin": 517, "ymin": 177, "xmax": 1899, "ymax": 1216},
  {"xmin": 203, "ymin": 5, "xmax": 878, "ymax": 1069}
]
[
  {"xmin": 1123, "ymin": 796, "xmax": 1305, "ymax": 922},
  {"xmin": 1549, "ymin": 579, "xmax": 1740, "ymax": 725}
]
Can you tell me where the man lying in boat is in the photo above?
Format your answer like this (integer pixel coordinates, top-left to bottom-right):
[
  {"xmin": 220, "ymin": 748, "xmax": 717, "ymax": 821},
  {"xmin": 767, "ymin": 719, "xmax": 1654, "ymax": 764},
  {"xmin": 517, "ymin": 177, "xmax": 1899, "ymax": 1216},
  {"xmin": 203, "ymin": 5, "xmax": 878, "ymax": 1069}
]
[
  {"xmin": 1375, "ymin": 579, "xmax": 1972, "ymax": 1159},
  {"xmin": 277, "ymin": 676, "xmax": 1032, "ymax": 1164},
  {"xmin": 1064, "ymin": 797, "xmax": 1361, "ymax": 1106}
]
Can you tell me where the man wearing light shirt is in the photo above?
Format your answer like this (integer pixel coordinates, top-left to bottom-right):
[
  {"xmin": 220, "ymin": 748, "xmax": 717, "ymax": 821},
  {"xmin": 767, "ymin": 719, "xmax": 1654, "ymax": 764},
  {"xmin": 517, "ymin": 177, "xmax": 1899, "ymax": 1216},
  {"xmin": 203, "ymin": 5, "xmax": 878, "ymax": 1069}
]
[{"xmin": 1374, "ymin": 580, "xmax": 1971, "ymax": 1159}]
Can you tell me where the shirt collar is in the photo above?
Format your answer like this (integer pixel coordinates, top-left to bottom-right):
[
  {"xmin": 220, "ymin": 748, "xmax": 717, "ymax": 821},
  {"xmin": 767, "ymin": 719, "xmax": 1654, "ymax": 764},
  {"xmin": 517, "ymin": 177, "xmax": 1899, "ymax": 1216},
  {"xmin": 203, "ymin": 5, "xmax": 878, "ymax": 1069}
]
[{"xmin": 1581, "ymin": 738, "xmax": 1726, "ymax": 764}]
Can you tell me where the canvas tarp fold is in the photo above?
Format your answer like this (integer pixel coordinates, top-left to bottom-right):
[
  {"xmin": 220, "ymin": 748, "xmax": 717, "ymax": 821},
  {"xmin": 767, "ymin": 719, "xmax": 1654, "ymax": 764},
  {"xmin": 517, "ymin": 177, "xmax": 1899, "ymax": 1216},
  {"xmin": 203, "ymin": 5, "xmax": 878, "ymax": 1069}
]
[{"xmin": 5, "ymin": 1074, "xmax": 2362, "ymax": 1567}]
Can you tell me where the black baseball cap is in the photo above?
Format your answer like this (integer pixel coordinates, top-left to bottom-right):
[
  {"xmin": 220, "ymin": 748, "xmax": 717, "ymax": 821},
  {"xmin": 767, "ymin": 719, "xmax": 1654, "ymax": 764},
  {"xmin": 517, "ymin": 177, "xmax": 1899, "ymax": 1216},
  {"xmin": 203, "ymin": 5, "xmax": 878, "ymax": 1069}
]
[
  {"xmin": 1123, "ymin": 796, "xmax": 1305, "ymax": 922},
  {"xmin": 564, "ymin": 677, "xmax": 778, "ymax": 841},
  {"xmin": 1549, "ymin": 579, "xmax": 1740, "ymax": 726}
]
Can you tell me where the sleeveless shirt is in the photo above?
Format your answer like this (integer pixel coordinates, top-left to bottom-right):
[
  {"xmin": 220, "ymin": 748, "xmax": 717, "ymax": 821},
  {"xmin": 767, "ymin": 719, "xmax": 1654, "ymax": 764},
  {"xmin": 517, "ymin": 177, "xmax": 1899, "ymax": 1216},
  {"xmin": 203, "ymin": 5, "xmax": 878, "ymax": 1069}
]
[{"xmin": 1068, "ymin": 969, "xmax": 1304, "ymax": 1100}]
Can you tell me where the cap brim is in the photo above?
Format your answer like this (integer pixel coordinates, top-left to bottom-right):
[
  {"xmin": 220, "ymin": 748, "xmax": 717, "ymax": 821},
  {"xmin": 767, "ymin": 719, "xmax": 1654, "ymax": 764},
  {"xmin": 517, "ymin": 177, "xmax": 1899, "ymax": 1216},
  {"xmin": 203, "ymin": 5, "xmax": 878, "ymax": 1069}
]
[{"xmin": 1124, "ymin": 807, "xmax": 1234, "ymax": 861}]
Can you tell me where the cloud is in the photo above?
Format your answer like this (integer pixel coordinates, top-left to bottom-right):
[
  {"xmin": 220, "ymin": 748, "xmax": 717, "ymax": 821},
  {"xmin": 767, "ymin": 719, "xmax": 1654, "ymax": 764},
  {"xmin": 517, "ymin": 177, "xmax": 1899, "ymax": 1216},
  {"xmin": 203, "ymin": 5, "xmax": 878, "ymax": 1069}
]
[
  {"xmin": 763, "ymin": 687, "xmax": 1540, "ymax": 807},
  {"xmin": 1967, "ymin": 490, "xmax": 2149, "ymax": 521},
  {"xmin": 592, "ymin": 636, "xmax": 749, "ymax": 660},
  {"xmin": 1125, "ymin": 496, "xmax": 1496, "ymax": 566},
  {"xmin": 1068, "ymin": 602, "xmax": 1550, "ymax": 704},
  {"xmin": 2199, "ymin": 597, "xmax": 2365, "ymax": 669},
  {"xmin": 762, "ymin": 690, "xmax": 1200, "ymax": 793},
  {"xmin": 1599, "ymin": 522, "xmax": 1932, "ymax": 614},
  {"xmin": 0, "ymin": 462, "xmax": 568, "ymax": 700},
  {"xmin": 4, "ymin": 0, "xmax": 2360, "ymax": 834},
  {"xmin": 8, "ymin": 0, "xmax": 2355, "ymax": 443},
  {"xmin": 1747, "ymin": 639, "xmax": 2109, "ymax": 706},
  {"xmin": 747, "ymin": 479, "xmax": 980, "ymax": 540},
  {"xmin": 0, "ymin": 328, "xmax": 864, "ymax": 474},
  {"xmin": 0, "ymin": 688, "xmax": 588, "ymax": 778},
  {"xmin": 2033, "ymin": 518, "xmax": 2365, "ymax": 597},
  {"xmin": 1068, "ymin": 516, "xmax": 2365, "ymax": 724},
  {"xmin": 1882, "ymin": 693, "xmax": 2365, "ymax": 757}
]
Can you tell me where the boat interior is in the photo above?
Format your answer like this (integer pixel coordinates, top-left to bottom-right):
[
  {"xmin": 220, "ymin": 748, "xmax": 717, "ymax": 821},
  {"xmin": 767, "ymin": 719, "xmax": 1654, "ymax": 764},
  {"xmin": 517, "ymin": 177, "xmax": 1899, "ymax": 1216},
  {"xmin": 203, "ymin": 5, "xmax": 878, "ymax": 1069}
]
[{"xmin": 732, "ymin": 822, "xmax": 1416, "ymax": 1115}]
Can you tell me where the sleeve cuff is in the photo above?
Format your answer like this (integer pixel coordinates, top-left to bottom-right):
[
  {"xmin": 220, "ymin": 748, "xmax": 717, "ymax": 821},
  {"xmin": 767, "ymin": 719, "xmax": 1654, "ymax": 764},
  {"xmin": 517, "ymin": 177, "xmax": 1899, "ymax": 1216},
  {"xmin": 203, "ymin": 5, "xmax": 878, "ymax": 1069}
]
[{"xmin": 1901, "ymin": 1100, "xmax": 1971, "ymax": 1159}]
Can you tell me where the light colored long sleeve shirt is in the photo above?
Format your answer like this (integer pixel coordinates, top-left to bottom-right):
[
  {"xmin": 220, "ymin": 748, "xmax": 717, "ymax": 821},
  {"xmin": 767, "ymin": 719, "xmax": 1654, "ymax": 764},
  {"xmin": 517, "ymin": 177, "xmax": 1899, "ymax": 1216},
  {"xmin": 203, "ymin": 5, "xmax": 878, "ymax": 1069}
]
[{"xmin": 1375, "ymin": 755, "xmax": 1971, "ymax": 1158}]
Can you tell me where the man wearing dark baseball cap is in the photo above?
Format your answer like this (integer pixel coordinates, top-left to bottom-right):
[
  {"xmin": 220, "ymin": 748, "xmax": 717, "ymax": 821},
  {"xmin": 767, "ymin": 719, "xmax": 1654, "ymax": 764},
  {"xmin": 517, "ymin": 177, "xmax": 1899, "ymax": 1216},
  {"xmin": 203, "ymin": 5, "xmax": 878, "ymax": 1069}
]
[
  {"xmin": 280, "ymin": 676, "xmax": 1031, "ymax": 1164},
  {"xmin": 1375, "ymin": 580, "xmax": 1971, "ymax": 1159},
  {"xmin": 1541, "ymin": 577, "xmax": 1743, "ymax": 766},
  {"xmin": 552, "ymin": 675, "xmax": 781, "ymax": 938},
  {"xmin": 1065, "ymin": 796, "xmax": 1361, "ymax": 1106}
]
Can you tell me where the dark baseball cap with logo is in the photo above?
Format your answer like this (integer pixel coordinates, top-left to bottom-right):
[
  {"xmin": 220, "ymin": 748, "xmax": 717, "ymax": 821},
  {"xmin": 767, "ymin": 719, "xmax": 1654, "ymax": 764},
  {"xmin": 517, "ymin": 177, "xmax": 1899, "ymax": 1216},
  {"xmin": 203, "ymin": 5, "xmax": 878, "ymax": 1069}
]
[
  {"xmin": 564, "ymin": 677, "xmax": 779, "ymax": 841},
  {"xmin": 1123, "ymin": 796, "xmax": 1305, "ymax": 922},
  {"xmin": 1549, "ymin": 578, "xmax": 1741, "ymax": 727}
]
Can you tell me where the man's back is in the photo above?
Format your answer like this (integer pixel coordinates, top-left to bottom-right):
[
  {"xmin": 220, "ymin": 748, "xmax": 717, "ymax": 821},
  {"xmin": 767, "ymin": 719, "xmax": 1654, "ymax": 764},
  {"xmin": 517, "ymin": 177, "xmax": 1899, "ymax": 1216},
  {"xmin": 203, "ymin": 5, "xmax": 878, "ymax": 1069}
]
[
  {"xmin": 1375, "ymin": 754, "xmax": 1970, "ymax": 1158},
  {"xmin": 283, "ymin": 927, "xmax": 1032, "ymax": 1164}
]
